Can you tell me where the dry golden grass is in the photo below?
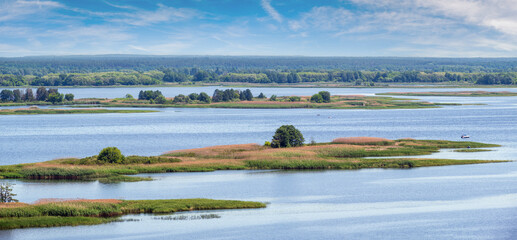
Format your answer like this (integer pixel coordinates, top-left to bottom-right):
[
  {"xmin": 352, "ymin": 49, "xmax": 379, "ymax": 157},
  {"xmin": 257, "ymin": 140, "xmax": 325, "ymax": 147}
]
[
  {"xmin": 332, "ymin": 137, "xmax": 393, "ymax": 144},
  {"xmin": 0, "ymin": 202, "xmax": 28, "ymax": 208}
]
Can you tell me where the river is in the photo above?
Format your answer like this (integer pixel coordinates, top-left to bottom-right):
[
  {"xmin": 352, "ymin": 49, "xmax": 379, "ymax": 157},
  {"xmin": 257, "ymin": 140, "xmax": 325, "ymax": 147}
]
[{"xmin": 1, "ymin": 87, "xmax": 516, "ymax": 239}]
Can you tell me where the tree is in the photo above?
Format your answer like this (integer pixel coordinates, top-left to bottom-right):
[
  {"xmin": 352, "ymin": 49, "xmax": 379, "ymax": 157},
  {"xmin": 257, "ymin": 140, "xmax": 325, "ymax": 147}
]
[
  {"xmin": 23, "ymin": 88, "xmax": 34, "ymax": 102},
  {"xmin": 64, "ymin": 93, "xmax": 74, "ymax": 102},
  {"xmin": 270, "ymin": 95, "xmax": 277, "ymax": 101},
  {"xmin": 48, "ymin": 93, "xmax": 64, "ymax": 104},
  {"xmin": 98, "ymin": 147, "xmax": 125, "ymax": 164},
  {"xmin": 125, "ymin": 94, "xmax": 134, "ymax": 99},
  {"xmin": 0, "ymin": 89, "xmax": 14, "ymax": 102},
  {"xmin": 36, "ymin": 87, "xmax": 48, "ymax": 101},
  {"xmin": 154, "ymin": 95, "xmax": 166, "ymax": 104},
  {"xmin": 318, "ymin": 91, "xmax": 331, "ymax": 103},
  {"xmin": 188, "ymin": 93, "xmax": 199, "ymax": 101},
  {"xmin": 271, "ymin": 125, "xmax": 305, "ymax": 148},
  {"xmin": 0, "ymin": 183, "xmax": 18, "ymax": 203},
  {"xmin": 13, "ymin": 89, "xmax": 22, "ymax": 102},
  {"xmin": 310, "ymin": 93, "xmax": 323, "ymax": 103},
  {"xmin": 242, "ymin": 89, "xmax": 253, "ymax": 101},
  {"xmin": 198, "ymin": 92, "xmax": 211, "ymax": 103},
  {"xmin": 173, "ymin": 94, "xmax": 189, "ymax": 103},
  {"xmin": 257, "ymin": 92, "xmax": 266, "ymax": 99}
]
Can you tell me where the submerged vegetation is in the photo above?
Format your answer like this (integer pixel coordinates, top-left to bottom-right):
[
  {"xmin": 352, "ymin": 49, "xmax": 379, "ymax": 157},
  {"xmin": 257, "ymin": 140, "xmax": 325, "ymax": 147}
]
[
  {"xmin": 0, "ymin": 138, "xmax": 503, "ymax": 182},
  {"xmin": 0, "ymin": 198, "xmax": 266, "ymax": 230}
]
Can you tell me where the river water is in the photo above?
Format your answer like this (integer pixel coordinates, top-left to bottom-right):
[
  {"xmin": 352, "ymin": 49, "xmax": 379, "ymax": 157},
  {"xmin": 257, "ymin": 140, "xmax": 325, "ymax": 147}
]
[{"xmin": 1, "ymin": 87, "xmax": 517, "ymax": 239}]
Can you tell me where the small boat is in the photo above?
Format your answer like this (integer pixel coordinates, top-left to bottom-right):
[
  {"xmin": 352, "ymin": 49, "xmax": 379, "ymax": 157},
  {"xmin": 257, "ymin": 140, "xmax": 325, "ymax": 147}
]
[{"xmin": 461, "ymin": 134, "xmax": 470, "ymax": 139}]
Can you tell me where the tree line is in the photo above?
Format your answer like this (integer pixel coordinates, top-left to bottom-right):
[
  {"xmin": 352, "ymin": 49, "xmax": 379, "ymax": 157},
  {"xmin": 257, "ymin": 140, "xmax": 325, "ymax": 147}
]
[
  {"xmin": 1, "ymin": 69, "xmax": 515, "ymax": 86},
  {"xmin": 1, "ymin": 56, "xmax": 517, "ymax": 76},
  {"xmin": 0, "ymin": 87, "xmax": 73, "ymax": 104}
]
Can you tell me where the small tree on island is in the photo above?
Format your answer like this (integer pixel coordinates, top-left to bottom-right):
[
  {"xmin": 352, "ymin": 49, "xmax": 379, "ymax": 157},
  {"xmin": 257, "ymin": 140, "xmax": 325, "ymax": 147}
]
[
  {"xmin": 98, "ymin": 147, "xmax": 125, "ymax": 164},
  {"xmin": 271, "ymin": 125, "xmax": 305, "ymax": 148},
  {"xmin": 0, "ymin": 183, "xmax": 18, "ymax": 203}
]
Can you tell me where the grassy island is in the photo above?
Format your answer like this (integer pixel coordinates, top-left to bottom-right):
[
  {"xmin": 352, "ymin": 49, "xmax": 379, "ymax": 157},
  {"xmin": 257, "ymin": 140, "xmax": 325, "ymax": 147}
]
[
  {"xmin": 0, "ymin": 88, "xmax": 462, "ymax": 110},
  {"xmin": 0, "ymin": 198, "xmax": 266, "ymax": 230},
  {"xmin": 70, "ymin": 95, "xmax": 456, "ymax": 110},
  {"xmin": 376, "ymin": 91, "xmax": 517, "ymax": 97},
  {"xmin": 0, "ymin": 138, "xmax": 504, "ymax": 183},
  {"xmin": 0, "ymin": 107, "xmax": 158, "ymax": 115}
]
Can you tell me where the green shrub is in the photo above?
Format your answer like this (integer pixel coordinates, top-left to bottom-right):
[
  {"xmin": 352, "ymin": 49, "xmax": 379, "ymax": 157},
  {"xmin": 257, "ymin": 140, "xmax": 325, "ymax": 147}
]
[
  {"xmin": 271, "ymin": 125, "xmax": 304, "ymax": 148},
  {"xmin": 98, "ymin": 147, "xmax": 125, "ymax": 164}
]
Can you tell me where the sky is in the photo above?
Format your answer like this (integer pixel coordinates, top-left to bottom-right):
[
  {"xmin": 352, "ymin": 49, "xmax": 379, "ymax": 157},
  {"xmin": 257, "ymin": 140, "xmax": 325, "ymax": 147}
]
[{"xmin": 0, "ymin": 0, "xmax": 516, "ymax": 57}]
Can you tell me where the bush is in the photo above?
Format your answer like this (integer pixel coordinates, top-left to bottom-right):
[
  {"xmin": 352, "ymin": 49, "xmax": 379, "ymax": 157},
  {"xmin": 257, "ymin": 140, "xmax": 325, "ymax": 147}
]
[
  {"xmin": 48, "ymin": 93, "xmax": 64, "ymax": 104},
  {"xmin": 64, "ymin": 93, "xmax": 74, "ymax": 102},
  {"xmin": 154, "ymin": 95, "xmax": 166, "ymax": 104},
  {"xmin": 318, "ymin": 91, "xmax": 331, "ymax": 103},
  {"xmin": 98, "ymin": 147, "xmax": 125, "ymax": 164},
  {"xmin": 310, "ymin": 93, "xmax": 323, "ymax": 103},
  {"xmin": 288, "ymin": 96, "xmax": 301, "ymax": 102},
  {"xmin": 271, "ymin": 125, "xmax": 304, "ymax": 148}
]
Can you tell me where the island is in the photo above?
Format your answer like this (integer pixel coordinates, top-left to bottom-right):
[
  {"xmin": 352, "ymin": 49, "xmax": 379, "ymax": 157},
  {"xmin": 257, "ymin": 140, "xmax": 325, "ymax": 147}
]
[
  {"xmin": 0, "ymin": 137, "xmax": 503, "ymax": 183},
  {"xmin": 0, "ymin": 88, "xmax": 462, "ymax": 110},
  {"xmin": 0, "ymin": 198, "xmax": 266, "ymax": 230}
]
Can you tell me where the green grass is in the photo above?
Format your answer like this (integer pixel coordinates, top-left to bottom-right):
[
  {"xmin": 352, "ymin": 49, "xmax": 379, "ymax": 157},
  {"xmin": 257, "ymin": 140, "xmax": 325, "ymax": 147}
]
[
  {"xmin": 0, "ymin": 216, "xmax": 110, "ymax": 229},
  {"xmin": 244, "ymin": 158, "xmax": 502, "ymax": 170},
  {"xmin": 0, "ymin": 199, "xmax": 266, "ymax": 230}
]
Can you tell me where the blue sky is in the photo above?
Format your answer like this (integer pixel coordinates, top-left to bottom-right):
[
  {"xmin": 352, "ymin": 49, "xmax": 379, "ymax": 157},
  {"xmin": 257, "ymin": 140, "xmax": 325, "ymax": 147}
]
[{"xmin": 0, "ymin": 0, "xmax": 516, "ymax": 57}]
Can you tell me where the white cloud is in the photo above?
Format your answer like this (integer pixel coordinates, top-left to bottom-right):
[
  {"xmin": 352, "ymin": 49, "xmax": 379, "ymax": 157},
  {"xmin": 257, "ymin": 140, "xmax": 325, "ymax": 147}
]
[
  {"xmin": 0, "ymin": 0, "xmax": 63, "ymax": 22},
  {"xmin": 351, "ymin": 0, "xmax": 517, "ymax": 36},
  {"xmin": 127, "ymin": 42, "xmax": 191, "ymax": 54},
  {"xmin": 288, "ymin": 7, "xmax": 352, "ymax": 32},
  {"xmin": 261, "ymin": 0, "xmax": 283, "ymax": 23},
  {"xmin": 109, "ymin": 4, "xmax": 200, "ymax": 26}
]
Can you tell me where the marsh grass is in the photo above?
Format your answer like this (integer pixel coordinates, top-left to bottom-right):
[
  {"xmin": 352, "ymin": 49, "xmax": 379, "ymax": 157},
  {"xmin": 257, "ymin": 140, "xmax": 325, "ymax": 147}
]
[
  {"xmin": 0, "ymin": 139, "xmax": 504, "ymax": 182},
  {"xmin": 0, "ymin": 199, "xmax": 266, "ymax": 230}
]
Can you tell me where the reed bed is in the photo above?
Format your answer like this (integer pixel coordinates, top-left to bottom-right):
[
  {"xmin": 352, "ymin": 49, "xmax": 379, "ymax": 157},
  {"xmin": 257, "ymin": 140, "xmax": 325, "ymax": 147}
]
[{"xmin": 0, "ymin": 199, "xmax": 266, "ymax": 230}]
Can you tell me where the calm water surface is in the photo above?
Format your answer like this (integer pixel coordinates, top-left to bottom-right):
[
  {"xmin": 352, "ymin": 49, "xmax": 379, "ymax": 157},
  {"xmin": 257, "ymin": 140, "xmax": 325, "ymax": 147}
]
[{"xmin": 1, "ymin": 87, "xmax": 517, "ymax": 239}]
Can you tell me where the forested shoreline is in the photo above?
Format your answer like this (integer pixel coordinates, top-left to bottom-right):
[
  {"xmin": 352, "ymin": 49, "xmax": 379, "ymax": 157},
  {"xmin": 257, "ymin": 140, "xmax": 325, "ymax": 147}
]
[{"xmin": 1, "ymin": 56, "xmax": 516, "ymax": 86}]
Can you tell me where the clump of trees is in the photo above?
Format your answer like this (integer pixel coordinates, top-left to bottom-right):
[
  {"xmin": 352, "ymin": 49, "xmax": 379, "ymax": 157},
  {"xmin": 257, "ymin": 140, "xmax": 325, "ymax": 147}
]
[
  {"xmin": 1, "ymin": 87, "xmax": 69, "ymax": 104},
  {"xmin": 0, "ymin": 183, "xmax": 18, "ymax": 203},
  {"xmin": 97, "ymin": 147, "xmax": 125, "ymax": 164},
  {"xmin": 173, "ymin": 92, "xmax": 211, "ymax": 104},
  {"xmin": 310, "ymin": 91, "xmax": 331, "ymax": 103},
  {"xmin": 138, "ymin": 90, "xmax": 166, "ymax": 104},
  {"xmin": 271, "ymin": 125, "xmax": 305, "ymax": 148}
]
